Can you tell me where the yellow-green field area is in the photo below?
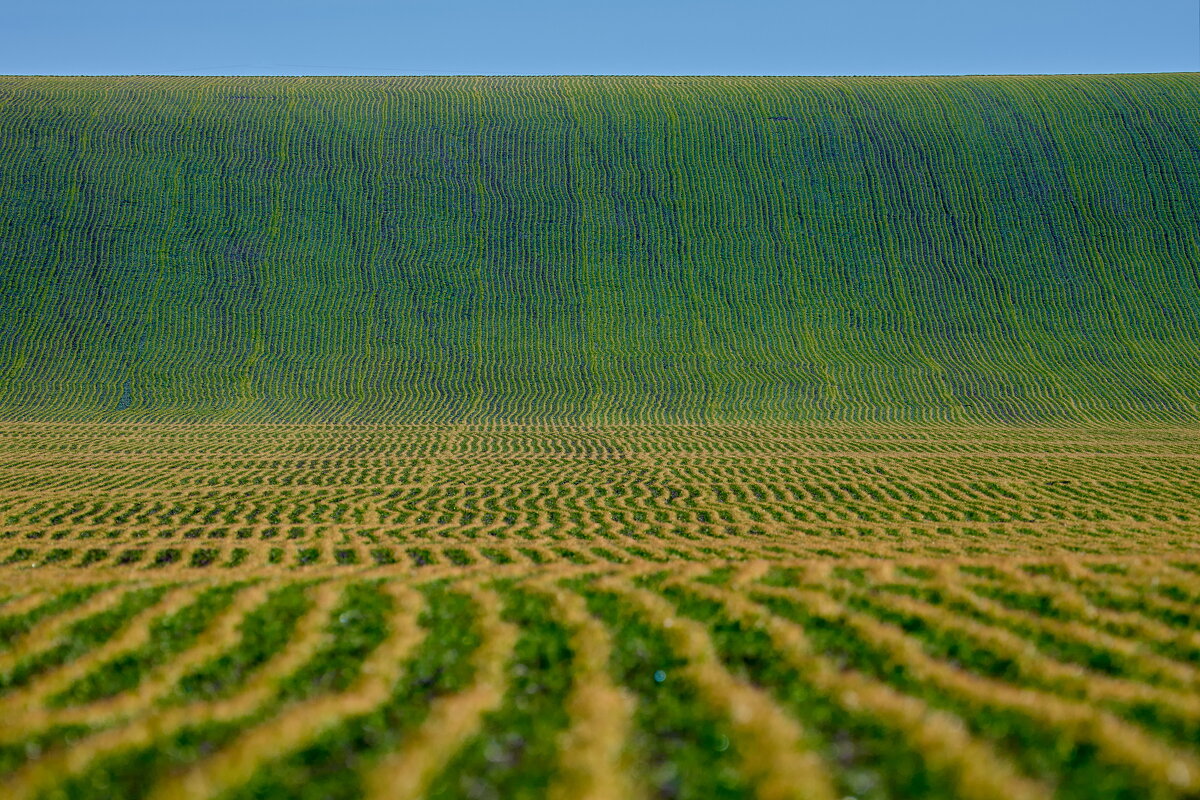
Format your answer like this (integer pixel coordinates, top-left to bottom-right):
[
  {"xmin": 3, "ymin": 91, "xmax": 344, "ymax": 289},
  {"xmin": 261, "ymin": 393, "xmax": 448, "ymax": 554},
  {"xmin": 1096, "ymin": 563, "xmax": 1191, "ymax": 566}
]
[{"xmin": 0, "ymin": 423, "xmax": 1198, "ymax": 800}]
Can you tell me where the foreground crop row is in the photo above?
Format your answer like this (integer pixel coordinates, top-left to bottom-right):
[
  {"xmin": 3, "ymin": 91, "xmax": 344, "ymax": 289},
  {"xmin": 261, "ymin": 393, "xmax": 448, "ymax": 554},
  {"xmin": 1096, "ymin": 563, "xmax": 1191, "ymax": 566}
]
[{"xmin": 0, "ymin": 559, "xmax": 1197, "ymax": 800}]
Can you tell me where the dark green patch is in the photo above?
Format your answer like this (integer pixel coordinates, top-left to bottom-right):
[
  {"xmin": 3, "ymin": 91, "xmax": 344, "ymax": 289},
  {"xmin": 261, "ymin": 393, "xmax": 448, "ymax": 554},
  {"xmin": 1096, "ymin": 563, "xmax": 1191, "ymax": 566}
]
[
  {"xmin": 0, "ymin": 585, "xmax": 169, "ymax": 695},
  {"xmin": 222, "ymin": 583, "xmax": 482, "ymax": 800},
  {"xmin": 0, "ymin": 585, "xmax": 106, "ymax": 649},
  {"xmin": 51, "ymin": 583, "xmax": 243, "ymax": 706},
  {"xmin": 576, "ymin": 582, "xmax": 750, "ymax": 800},
  {"xmin": 274, "ymin": 581, "xmax": 392, "ymax": 703},
  {"xmin": 172, "ymin": 582, "xmax": 313, "ymax": 702},
  {"xmin": 425, "ymin": 587, "xmax": 574, "ymax": 799}
]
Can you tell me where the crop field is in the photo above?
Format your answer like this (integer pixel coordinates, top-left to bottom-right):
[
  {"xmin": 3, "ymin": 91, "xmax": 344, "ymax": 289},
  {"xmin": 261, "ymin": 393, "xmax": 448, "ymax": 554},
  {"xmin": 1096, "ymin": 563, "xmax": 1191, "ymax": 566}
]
[
  {"xmin": 1, "ymin": 75, "xmax": 1199, "ymax": 425},
  {"xmin": 0, "ymin": 75, "xmax": 1198, "ymax": 798},
  {"xmin": 0, "ymin": 423, "xmax": 1197, "ymax": 799}
]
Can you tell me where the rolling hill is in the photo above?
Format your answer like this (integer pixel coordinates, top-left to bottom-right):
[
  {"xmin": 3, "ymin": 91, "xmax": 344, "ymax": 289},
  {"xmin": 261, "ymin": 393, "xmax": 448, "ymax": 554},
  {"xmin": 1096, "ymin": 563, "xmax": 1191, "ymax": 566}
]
[{"xmin": 1, "ymin": 74, "xmax": 1198, "ymax": 423}]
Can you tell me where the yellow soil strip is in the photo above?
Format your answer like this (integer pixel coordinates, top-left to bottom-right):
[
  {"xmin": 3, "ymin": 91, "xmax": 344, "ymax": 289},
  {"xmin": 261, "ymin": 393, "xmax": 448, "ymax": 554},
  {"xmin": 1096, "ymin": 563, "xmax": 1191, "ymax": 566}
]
[
  {"xmin": 144, "ymin": 580, "xmax": 423, "ymax": 800},
  {"xmin": 690, "ymin": 577, "xmax": 1050, "ymax": 800},
  {"xmin": 204, "ymin": 579, "xmax": 344, "ymax": 707},
  {"xmin": 1099, "ymin": 587, "xmax": 1200, "ymax": 634},
  {"xmin": 601, "ymin": 576, "xmax": 839, "ymax": 800},
  {"xmin": 1118, "ymin": 561, "xmax": 1199, "ymax": 595},
  {"xmin": 0, "ymin": 584, "xmax": 200, "ymax": 735},
  {"xmin": 1163, "ymin": 561, "xmax": 1200, "ymax": 584},
  {"xmin": 933, "ymin": 576, "xmax": 1200, "ymax": 689},
  {"xmin": 838, "ymin": 579, "xmax": 1200, "ymax": 722},
  {"xmin": 530, "ymin": 579, "xmax": 640, "ymax": 800},
  {"xmin": 1020, "ymin": 567, "xmax": 1200, "ymax": 651},
  {"xmin": 0, "ymin": 591, "xmax": 49, "ymax": 623},
  {"xmin": 7, "ymin": 582, "xmax": 273, "ymax": 734},
  {"xmin": 0, "ymin": 585, "xmax": 130, "ymax": 681},
  {"xmin": 360, "ymin": 581, "xmax": 519, "ymax": 800},
  {"xmin": 758, "ymin": 584, "xmax": 1200, "ymax": 794},
  {"xmin": 0, "ymin": 580, "xmax": 349, "ymax": 800}
]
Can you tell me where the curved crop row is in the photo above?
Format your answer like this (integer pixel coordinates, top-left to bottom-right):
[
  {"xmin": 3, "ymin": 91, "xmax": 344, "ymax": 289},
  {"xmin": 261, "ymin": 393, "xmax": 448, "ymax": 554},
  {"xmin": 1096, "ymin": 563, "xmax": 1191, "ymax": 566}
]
[
  {"xmin": 0, "ymin": 565, "xmax": 1191, "ymax": 797},
  {"xmin": 0, "ymin": 76, "xmax": 1198, "ymax": 424}
]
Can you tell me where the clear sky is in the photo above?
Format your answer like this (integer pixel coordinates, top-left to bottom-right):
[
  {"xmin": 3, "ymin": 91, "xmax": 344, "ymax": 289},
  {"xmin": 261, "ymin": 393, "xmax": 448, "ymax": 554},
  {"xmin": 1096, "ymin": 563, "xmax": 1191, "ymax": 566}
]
[{"xmin": 5, "ymin": 0, "xmax": 1199, "ymax": 76}]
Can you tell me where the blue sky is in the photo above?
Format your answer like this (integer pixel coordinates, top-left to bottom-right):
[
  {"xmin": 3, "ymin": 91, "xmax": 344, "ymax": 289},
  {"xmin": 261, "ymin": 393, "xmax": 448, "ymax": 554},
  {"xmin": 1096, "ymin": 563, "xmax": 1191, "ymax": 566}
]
[{"xmin": 5, "ymin": 0, "xmax": 1198, "ymax": 75}]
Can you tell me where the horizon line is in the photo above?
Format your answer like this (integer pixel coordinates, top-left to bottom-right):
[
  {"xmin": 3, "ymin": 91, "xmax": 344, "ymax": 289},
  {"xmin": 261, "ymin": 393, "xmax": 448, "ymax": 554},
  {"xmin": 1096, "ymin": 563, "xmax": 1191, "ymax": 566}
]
[{"xmin": 3, "ymin": 70, "xmax": 1198, "ymax": 79}]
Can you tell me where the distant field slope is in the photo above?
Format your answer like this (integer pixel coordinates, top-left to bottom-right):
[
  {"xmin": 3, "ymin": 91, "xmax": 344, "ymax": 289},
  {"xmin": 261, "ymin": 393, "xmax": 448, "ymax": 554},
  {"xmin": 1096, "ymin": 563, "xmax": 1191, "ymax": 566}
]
[{"xmin": 0, "ymin": 74, "xmax": 1198, "ymax": 424}]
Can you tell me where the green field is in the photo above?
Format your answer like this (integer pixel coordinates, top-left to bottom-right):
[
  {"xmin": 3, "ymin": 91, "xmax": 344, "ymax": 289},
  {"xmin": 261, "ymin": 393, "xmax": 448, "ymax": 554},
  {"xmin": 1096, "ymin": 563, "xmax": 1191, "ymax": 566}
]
[
  {"xmin": 0, "ymin": 75, "xmax": 1198, "ymax": 799},
  {"xmin": 1, "ymin": 75, "xmax": 1199, "ymax": 423}
]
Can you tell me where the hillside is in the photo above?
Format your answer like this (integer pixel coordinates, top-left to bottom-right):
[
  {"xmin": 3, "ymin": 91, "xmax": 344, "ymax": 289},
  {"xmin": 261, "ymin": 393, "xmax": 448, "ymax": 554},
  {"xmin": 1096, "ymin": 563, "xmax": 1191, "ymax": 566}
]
[{"xmin": 1, "ymin": 74, "xmax": 1198, "ymax": 424}]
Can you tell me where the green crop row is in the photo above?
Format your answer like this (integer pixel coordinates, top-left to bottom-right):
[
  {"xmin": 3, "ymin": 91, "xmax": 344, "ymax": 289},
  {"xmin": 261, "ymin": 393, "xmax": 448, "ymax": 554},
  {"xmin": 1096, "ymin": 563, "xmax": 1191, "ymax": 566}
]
[
  {"xmin": 0, "ymin": 568, "xmax": 1193, "ymax": 798},
  {"xmin": 0, "ymin": 76, "xmax": 1197, "ymax": 424}
]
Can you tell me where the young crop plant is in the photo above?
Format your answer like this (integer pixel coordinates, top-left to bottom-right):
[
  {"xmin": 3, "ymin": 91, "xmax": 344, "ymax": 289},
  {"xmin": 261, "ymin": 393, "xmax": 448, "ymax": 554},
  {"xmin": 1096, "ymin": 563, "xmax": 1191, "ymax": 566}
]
[
  {"xmin": 573, "ymin": 579, "xmax": 753, "ymax": 799},
  {"xmin": 170, "ymin": 581, "xmax": 313, "ymax": 702},
  {"xmin": 0, "ymin": 73, "xmax": 1198, "ymax": 799},
  {"xmin": 48, "ymin": 583, "xmax": 244, "ymax": 707}
]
